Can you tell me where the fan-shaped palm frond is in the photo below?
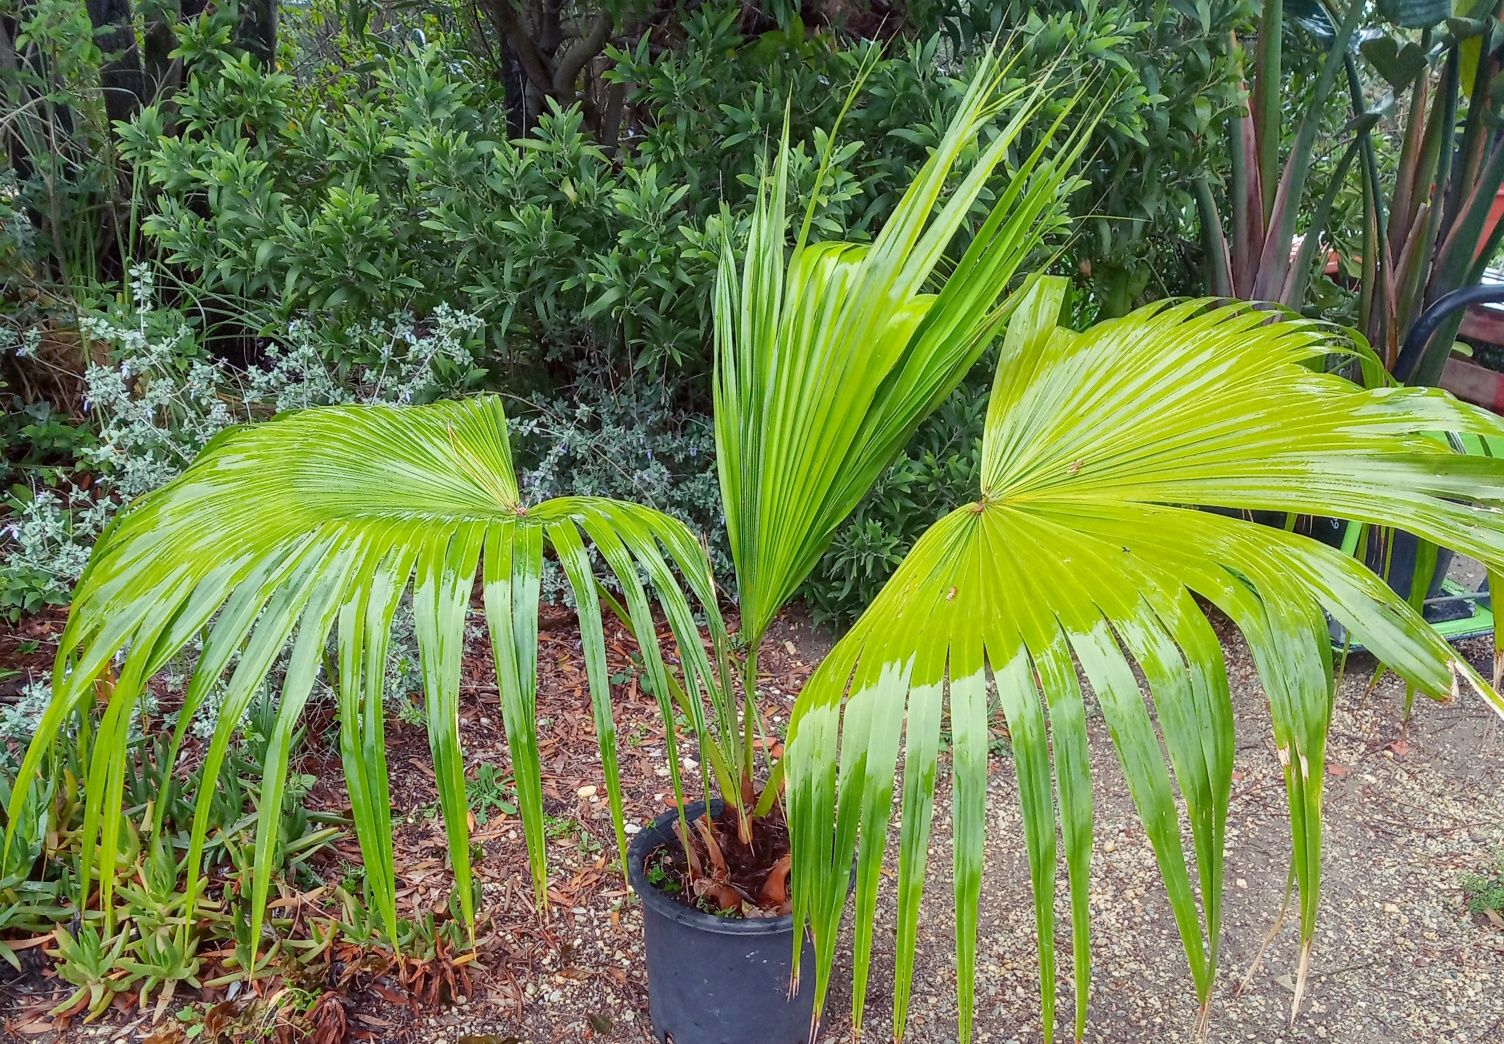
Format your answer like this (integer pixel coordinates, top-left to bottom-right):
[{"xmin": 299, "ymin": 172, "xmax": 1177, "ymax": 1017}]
[
  {"xmin": 785, "ymin": 279, "xmax": 1504, "ymax": 1042},
  {"xmin": 4, "ymin": 397, "xmax": 733, "ymax": 953},
  {"xmin": 714, "ymin": 51, "xmax": 1092, "ymax": 655}
]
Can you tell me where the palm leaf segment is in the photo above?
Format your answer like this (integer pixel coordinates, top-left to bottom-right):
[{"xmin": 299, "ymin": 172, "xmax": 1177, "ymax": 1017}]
[
  {"xmin": 714, "ymin": 54, "xmax": 1090, "ymax": 651},
  {"xmin": 5, "ymin": 397, "xmax": 734, "ymax": 952},
  {"xmin": 786, "ymin": 280, "xmax": 1504, "ymax": 1042}
]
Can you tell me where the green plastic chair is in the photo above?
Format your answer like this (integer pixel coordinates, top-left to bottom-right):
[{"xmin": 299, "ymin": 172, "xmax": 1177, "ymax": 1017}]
[{"xmin": 1328, "ymin": 431, "xmax": 1500, "ymax": 649}]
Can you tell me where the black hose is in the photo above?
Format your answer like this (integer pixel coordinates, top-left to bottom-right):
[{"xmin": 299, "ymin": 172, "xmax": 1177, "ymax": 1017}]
[{"xmin": 1393, "ymin": 283, "xmax": 1504, "ymax": 384}]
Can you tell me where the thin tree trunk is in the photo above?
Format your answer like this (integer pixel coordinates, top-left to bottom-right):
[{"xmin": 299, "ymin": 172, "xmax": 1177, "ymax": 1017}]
[
  {"xmin": 142, "ymin": 0, "xmax": 178, "ymax": 97},
  {"xmin": 234, "ymin": 0, "xmax": 277, "ymax": 67},
  {"xmin": 501, "ymin": 41, "xmax": 531, "ymax": 135},
  {"xmin": 479, "ymin": 0, "xmax": 619, "ymax": 137},
  {"xmin": 0, "ymin": 13, "xmax": 32, "ymax": 183},
  {"xmin": 86, "ymin": 0, "xmax": 148, "ymax": 124}
]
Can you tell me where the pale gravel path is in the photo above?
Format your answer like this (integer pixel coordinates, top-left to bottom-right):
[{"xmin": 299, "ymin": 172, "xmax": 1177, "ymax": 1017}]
[{"xmin": 813, "ymin": 629, "xmax": 1504, "ymax": 1044}]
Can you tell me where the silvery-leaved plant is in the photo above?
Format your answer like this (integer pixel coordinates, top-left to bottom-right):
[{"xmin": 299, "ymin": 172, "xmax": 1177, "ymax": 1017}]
[
  {"xmin": 2, "ymin": 265, "xmax": 485, "ymax": 739},
  {"xmin": 0, "ymin": 682, "xmax": 54, "ymax": 744},
  {"xmin": 3, "ymin": 265, "xmax": 487, "ymax": 605}
]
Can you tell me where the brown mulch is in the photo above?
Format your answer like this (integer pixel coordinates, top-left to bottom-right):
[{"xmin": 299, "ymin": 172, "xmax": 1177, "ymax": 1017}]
[{"xmin": 0, "ymin": 606, "xmax": 66, "ymax": 699}]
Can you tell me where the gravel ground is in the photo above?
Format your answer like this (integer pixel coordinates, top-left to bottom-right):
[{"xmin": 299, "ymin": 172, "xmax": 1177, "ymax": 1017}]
[
  {"xmin": 10, "ymin": 617, "xmax": 1503, "ymax": 1044},
  {"xmin": 813, "ymin": 628, "xmax": 1504, "ymax": 1044}
]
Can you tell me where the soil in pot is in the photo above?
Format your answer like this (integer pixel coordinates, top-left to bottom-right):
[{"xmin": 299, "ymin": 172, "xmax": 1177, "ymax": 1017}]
[{"xmin": 643, "ymin": 800, "xmax": 794, "ymax": 918}]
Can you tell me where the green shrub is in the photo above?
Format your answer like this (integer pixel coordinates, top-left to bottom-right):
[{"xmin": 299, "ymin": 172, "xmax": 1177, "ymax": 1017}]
[
  {"xmin": 801, "ymin": 376, "xmax": 986, "ymax": 628},
  {"xmin": 611, "ymin": 0, "xmax": 1252, "ymax": 309},
  {"xmin": 5, "ymin": 0, "xmax": 1252, "ymax": 627},
  {"xmin": 906, "ymin": 0, "xmax": 1257, "ymax": 311},
  {"xmin": 117, "ymin": 36, "xmax": 730, "ymax": 378},
  {"xmin": 117, "ymin": 2, "xmax": 1248, "ymax": 369}
]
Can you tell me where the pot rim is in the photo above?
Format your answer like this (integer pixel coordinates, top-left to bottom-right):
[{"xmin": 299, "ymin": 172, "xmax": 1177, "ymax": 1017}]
[{"xmin": 626, "ymin": 799, "xmax": 799, "ymax": 937}]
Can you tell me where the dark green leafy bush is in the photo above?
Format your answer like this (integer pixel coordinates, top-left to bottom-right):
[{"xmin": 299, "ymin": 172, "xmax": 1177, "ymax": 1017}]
[
  {"xmin": 4, "ymin": 0, "xmax": 1254, "ymax": 626},
  {"xmin": 120, "ymin": 43, "xmax": 718, "ymax": 377},
  {"xmin": 115, "ymin": 2, "xmax": 1249, "ymax": 371}
]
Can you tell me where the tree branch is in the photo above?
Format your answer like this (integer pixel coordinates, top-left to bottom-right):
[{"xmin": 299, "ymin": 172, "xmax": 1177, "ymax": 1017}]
[
  {"xmin": 488, "ymin": 0, "xmax": 556, "ymax": 96},
  {"xmin": 551, "ymin": 10, "xmax": 610, "ymax": 98}
]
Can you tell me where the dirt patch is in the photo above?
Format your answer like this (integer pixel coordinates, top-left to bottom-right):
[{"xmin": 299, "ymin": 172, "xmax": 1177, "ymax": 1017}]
[
  {"xmin": 0, "ymin": 606, "xmax": 65, "ymax": 699},
  {"xmin": 642, "ymin": 800, "xmax": 795, "ymax": 918}
]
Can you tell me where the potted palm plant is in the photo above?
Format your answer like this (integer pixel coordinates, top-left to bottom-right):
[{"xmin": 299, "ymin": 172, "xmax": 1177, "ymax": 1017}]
[
  {"xmin": 10, "ymin": 41, "xmax": 1504, "ymax": 1044},
  {"xmin": 3, "ymin": 51, "xmax": 1093, "ymax": 1044},
  {"xmin": 623, "ymin": 51, "xmax": 1099, "ymax": 1039}
]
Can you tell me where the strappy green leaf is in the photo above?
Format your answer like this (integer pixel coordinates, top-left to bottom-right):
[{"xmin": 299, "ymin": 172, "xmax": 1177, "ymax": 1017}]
[{"xmin": 714, "ymin": 51, "xmax": 1093, "ymax": 653}]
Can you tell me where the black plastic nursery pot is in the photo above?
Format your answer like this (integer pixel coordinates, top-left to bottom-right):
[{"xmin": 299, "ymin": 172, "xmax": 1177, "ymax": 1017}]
[
  {"xmin": 1308, "ymin": 517, "xmax": 1463, "ymax": 620},
  {"xmin": 627, "ymin": 800, "xmax": 815, "ymax": 1044},
  {"xmin": 1364, "ymin": 531, "xmax": 1456, "ymax": 612}
]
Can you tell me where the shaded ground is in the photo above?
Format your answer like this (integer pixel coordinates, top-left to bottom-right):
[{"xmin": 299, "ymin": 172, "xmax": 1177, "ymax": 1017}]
[{"xmin": 3, "ymin": 610, "xmax": 1502, "ymax": 1043}]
